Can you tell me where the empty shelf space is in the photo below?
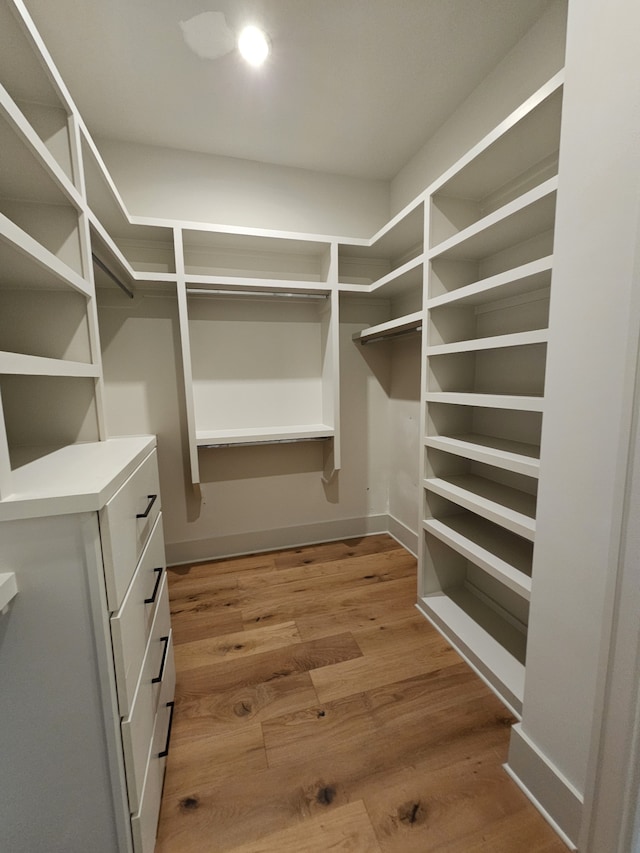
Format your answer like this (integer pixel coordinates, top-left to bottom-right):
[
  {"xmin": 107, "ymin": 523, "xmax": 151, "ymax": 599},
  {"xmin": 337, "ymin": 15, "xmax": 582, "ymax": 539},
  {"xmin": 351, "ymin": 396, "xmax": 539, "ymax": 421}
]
[
  {"xmin": 0, "ymin": 351, "xmax": 99, "ymax": 378},
  {"xmin": 425, "ymin": 434, "xmax": 539, "ymax": 477},
  {"xmin": 417, "ymin": 587, "xmax": 526, "ymax": 715},
  {"xmin": 353, "ymin": 311, "xmax": 422, "ymax": 344},
  {"xmin": 424, "ymin": 474, "xmax": 536, "ymax": 540},
  {"xmin": 182, "ymin": 229, "xmax": 331, "ymax": 282},
  {"xmin": 428, "ymin": 257, "xmax": 553, "ymax": 308},
  {"xmin": 429, "ymin": 178, "xmax": 557, "ymax": 262},
  {"xmin": 427, "ymin": 328, "xmax": 547, "ymax": 356},
  {"xmin": 367, "ymin": 255, "xmax": 423, "ymax": 297},
  {"xmin": 423, "ymin": 516, "xmax": 532, "ymax": 598},
  {"xmin": 0, "ymin": 215, "xmax": 91, "ymax": 296},
  {"xmin": 0, "ymin": 572, "xmax": 18, "ymax": 611},
  {"xmin": 425, "ymin": 392, "xmax": 544, "ymax": 412},
  {"xmin": 196, "ymin": 424, "xmax": 334, "ymax": 447}
]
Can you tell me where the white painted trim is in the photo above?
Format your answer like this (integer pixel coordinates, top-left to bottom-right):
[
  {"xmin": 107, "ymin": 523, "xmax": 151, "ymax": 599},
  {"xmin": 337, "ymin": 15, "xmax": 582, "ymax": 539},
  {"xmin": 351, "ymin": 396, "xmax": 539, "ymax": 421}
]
[
  {"xmin": 387, "ymin": 514, "xmax": 418, "ymax": 557},
  {"xmin": 165, "ymin": 514, "xmax": 390, "ymax": 566},
  {"xmin": 507, "ymin": 722, "xmax": 583, "ymax": 847}
]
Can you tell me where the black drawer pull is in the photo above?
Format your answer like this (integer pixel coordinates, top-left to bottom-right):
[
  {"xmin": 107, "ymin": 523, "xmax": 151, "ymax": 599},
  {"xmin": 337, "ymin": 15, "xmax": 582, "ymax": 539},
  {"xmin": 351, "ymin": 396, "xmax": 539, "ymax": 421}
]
[
  {"xmin": 158, "ymin": 701, "xmax": 175, "ymax": 758},
  {"xmin": 144, "ymin": 567, "xmax": 163, "ymax": 605},
  {"xmin": 136, "ymin": 494, "xmax": 157, "ymax": 519},
  {"xmin": 152, "ymin": 635, "xmax": 170, "ymax": 684}
]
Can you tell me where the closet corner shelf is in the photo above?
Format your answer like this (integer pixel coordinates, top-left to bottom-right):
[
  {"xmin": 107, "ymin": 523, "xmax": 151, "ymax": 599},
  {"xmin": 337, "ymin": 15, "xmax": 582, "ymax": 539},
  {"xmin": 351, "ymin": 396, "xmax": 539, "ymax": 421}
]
[
  {"xmin": 353, "ymin": 311, "xmax": 422, "ymax": 345},
  {"xmin": 416, "ymin": 590, "xmax": 525, "ymax": 716},
  {"xmin": 428, "ymin": 176, "xmax": 558, "ymax": 261},
  {"xmin": 196, "ymin": 424, "xmax": 335, "ymax": 448},
  {"xmin": 424, "ymin": 475, "xmax": 536, "ymax": 541},
  {"xmin": 425, "ymin": 392, "xmax": 545, "ymax": 412},
  {"xmin": 424, "ymin": 434, "xmax": 540, "ymax": 478},
  {"xmin": 185, "ymin": 276, "xmax": 331, "ymax": 296},
  {"xmin": 368, "ymin": 254, "xmax": 424, "ymax": 296},
  {"xmin": 0, "ymin": 572, "xmax": 18, "ymax": 612}
]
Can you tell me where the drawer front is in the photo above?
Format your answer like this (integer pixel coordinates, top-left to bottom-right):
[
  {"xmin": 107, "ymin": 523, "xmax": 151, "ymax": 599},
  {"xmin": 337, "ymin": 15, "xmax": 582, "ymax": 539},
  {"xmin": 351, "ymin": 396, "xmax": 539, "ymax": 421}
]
[
  {"xmin": 122, "ymin": 577, "xmax": 173, "ymax": 813},
  {"xmin": 130, "ymin": 681, "xmax": 175, "ymax": 853},
  {"xmin": 100, "ymin": 449, "xmax": 161, "ymax": 612},
  {"xmin": 111, "ymin": 513, "xmax": 166, "ymax": 717}
]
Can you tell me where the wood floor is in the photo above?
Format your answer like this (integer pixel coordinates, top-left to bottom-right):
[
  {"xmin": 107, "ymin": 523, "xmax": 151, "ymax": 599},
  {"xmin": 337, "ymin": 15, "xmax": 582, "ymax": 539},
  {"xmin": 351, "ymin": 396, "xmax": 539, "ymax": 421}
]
[{"xmin": 155, "ymin": 534, "xmax": 567, "ymax": 852}]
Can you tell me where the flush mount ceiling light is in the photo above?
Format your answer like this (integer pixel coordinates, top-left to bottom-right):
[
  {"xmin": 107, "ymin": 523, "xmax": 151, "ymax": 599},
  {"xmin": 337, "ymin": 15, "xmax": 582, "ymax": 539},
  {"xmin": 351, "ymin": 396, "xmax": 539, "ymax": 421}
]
[{"xmin": 238, "ymin": 25, "xmax": 270, "ymax": 67}]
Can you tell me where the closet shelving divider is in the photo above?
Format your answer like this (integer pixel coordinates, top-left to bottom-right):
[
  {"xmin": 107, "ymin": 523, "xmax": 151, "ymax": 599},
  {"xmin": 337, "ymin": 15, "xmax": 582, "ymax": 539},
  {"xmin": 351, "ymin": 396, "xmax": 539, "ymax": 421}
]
[
  {"xmin": 339, "ymin": 199, "xmax": 425, "ymax": 345},
  {"xmin": 0, "ymin": 0, "xmax": 106, "ymax": 500},
  {"xmin": 175, "ymin": 227, "xmax": 341, "ymax": 486},
  {"xmin": 417, "ymin": 71, "xmax": 564, "ymax": 716}
]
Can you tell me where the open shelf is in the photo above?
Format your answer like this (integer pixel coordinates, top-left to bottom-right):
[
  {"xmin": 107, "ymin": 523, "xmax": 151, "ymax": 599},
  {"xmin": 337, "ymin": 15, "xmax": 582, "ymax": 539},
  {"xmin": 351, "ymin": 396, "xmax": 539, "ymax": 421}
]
[
  {"xmin": 196, "ymin": 424, "xmax": 334, "ymax": 447},
  {"xmin": 423, "ymin": 515, "xmax": 532, "ymax": 599},
  {"xmin": 182, "ymin": 229, "xmax": 331, "ymax": 282},
  {"xmin": 425, "ymin": 434, "xmax": 539, "ymax": 477},
  {"xmin": 0, "ymin": 352, "xmax": 99, "ymax": 378},
  {"xmin": 428, "ymin": 342, "xmax": 547, "ymax": 397},
  {"xmin": 430, "ymin": 82, "xmax": 562, "ymax": 247},
  {"xmin": 428, "ymin": 257, "xmax": 552, "ymax": 307},
  {"xmin": 429, "ymin": 178, "xmax": 557, "ymax": 262},
  {"xmin": 425, "ymin": 392, "xmax": 544, "ymax": 411},
  {"xmin": 0, "ymin": 572, "xmax": 18, "ymax": 610},
  {"xmin": 424, "ymin": 474, "xmax": 536, "ymax": 540},
  {"xmin": 427, "ymin": 328, "xmax": 547, "ymax": 356},
  {"xmin": 417, "ymin": 587, "xmax": 526, "ymax": 715},
  {"xmin": 352, "ymin": 311, "xmax": 422, "ymax": 345}
]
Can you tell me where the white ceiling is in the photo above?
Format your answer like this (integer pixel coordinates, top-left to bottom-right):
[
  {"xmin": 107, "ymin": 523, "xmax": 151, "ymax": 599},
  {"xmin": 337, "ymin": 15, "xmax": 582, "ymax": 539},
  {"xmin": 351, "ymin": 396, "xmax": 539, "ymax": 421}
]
[{"xmin": 24, "ymin": 0, "xmax": 551, "ymax": 181}]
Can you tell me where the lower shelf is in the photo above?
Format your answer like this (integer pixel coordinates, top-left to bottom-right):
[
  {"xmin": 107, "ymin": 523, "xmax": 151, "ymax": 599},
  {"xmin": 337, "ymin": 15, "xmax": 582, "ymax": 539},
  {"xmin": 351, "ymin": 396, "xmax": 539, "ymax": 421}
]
[
  {"xmin": 417, "ymin": 586, "xmax": 526, "ymax": 716},
  {"xmin": 196, "ymin": 424, "xmax": 335, "ymax": 447}
]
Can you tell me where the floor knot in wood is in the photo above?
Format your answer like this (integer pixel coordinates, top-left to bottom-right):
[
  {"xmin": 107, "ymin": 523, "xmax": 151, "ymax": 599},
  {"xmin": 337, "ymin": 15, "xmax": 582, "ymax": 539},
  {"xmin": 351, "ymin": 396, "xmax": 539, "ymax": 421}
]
[
  {"xmin": 398, "ymin": 800, "xmax": 426, "ymax": 827},
  {"xmin": 316, "ymin": 785, "xmax": 336, "ymax": 805},
  {"xmin": 179, "ymin": 796, "xmax": 200, "ymax": 812},
  {"xmin": 233, "ymin": 700, "xmax": 253, "ymax": 717}
]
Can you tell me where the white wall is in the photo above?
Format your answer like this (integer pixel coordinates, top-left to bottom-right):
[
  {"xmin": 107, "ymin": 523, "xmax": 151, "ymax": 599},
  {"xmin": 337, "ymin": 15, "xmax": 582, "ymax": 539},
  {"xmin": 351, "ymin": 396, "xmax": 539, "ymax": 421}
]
[
  {"xmin": 96, "ymin": 139, "xmax": 390, "ymax": 239},
  {"xmin": 391, "ymin": 0, "xmax": 567, "ymax": 213}
]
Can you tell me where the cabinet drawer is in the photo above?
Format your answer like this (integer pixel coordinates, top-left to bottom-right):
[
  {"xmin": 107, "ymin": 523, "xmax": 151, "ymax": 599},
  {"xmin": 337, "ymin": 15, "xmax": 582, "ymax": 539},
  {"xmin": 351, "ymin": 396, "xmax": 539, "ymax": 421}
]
[
  {"xmin": 111, "ymin": 513, "xmax": 166, "ymax": 717},
  {"xmin": 100, "ymin": 449, "xmax": 161, "ymax": 611},
  {"xmin": 131, "ymin": 680, "xmax": 175, "ymax": 853},
  {"xmin": 122, "ymin": 577, "xmax": 174, "ymax": 813}
]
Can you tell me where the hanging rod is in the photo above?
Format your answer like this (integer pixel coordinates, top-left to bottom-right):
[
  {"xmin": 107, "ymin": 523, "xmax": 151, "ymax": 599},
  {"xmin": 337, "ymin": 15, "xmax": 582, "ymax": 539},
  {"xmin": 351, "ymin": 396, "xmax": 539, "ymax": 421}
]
[
  {"xmin": 92, "ymin": 254, "xmax": 134, "ymax": 299},
  {"xmin": 186, "ymin": 288, "xmax": 327, "ymax": 300},
  {"xmin": 201, "ymin": 436, "xmax": 330, "ymax": 449},
  {"xmin": 358, "ymin": 325, "xmax": 422, "ymax": 345}
]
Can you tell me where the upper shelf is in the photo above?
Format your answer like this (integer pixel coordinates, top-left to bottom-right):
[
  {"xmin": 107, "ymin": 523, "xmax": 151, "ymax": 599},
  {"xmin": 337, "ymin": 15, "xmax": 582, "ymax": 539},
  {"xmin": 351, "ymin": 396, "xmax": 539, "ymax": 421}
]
[
  {"xmin": 196, "ymin": 424, "xmax": 335, "ymax": 447},
  {"xmin": 352, "ymin": 311, "xmax": 422, "ymax": 345}
]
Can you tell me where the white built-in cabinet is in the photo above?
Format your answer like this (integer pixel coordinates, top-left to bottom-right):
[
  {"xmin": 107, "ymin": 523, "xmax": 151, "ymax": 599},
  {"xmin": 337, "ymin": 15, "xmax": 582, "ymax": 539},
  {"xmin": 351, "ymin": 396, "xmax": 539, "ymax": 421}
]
[{"xmin": 417, "ymin": 72, "xmax": 563, "ymax": 716}]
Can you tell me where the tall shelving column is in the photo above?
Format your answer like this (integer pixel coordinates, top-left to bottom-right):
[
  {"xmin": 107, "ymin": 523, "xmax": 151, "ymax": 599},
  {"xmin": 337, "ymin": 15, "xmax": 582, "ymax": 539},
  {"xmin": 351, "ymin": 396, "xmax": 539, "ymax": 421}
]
[
  {"xmin": 0, "ymin": 0, "xmax": 105, "ymax": 498},
  {"xmin": 417, "ymin": 72, "xmax": 564, "ymax": 716}
]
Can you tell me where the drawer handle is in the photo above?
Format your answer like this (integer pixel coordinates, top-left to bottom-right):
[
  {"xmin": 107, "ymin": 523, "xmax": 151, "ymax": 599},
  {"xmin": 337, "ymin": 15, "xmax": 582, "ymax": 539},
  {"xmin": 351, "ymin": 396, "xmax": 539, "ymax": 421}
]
[
  {"xmin": 144, "ymin": 567, "xmax": 163, "ymax": 605},
  {"xmin": 158, "ymin": 701, "xmax": 175, "ymax": 758},
  {"xmin": 152, "ymin": 635, "xmax": 170, "ymax": 684},
  {"xmin": 136, "ymin": 494, "xmax": 157, "ymax": 519}
]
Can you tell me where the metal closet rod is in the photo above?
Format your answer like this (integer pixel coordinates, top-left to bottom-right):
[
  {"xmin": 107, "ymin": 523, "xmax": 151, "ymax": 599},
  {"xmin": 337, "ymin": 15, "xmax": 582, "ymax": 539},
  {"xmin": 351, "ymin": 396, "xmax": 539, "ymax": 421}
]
[
  {"xmin": 201, "ymin": 436, "xmax": 329, "ymax": 448},
  {"xmin": 92, "ymin": 254, "xmax": 134, "ymax": 299},
  {"xmin": 186, "ymin": 287, "xmax": 327, "ymax": 300},
  {"xmin": 360, "ymin": 326, "xmax": 422, "ymax": 344}
]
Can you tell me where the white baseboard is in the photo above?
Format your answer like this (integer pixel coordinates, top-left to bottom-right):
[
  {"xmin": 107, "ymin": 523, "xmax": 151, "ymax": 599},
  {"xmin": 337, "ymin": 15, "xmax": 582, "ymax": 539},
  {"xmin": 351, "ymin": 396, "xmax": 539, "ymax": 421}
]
[
  {"xmin": 387, "ymin": 514, "xmax": 419, "ymax": 557},
  {"xmin": 506, "ymin": 723, "xmax": 582, "ymax": 849},
  {"xmin": 165, "ymin": 513, "xmax": 392, "ymax": 565}
]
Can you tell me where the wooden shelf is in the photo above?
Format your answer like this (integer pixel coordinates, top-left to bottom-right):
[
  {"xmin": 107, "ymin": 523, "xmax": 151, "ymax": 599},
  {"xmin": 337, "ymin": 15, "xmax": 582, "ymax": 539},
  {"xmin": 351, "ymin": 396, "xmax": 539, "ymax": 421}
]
[
  {"xmin": 425, "ymin": 392, "xmax": 544, "ymax": 412},
  {"xmin": 424, "ymin": 474, "xmax": 536, "ymax": 540},
  {"xmin": 429, "ymin": 178, "xmax": 557, "ymax": 261},
  {"xmin": 0, "ymin": 572, "xmax": 18, "ymax": 611},
  {"xmin": 0, "ymin": 351, "xmax": 99, "ymax": 378},
  {"xmin": 427, "ymin": 328, "xmax": 547, "ymax": 356},
  {"xmin": 196, "ymin": 424, "xmax": 334, "ymax": 447},
  {"xmin": 425, "ymin": 434, "xmax": 539, "ymax": 477},
  {"xmin": 423, "ymin": 516, "xmax": 532, "ymax": 599},
  {"xmin": 353, "ymin": 311, "xmax": 422, "ymax": 345},
  {"xmin": 186, "ymin": 276, "xmax": 330, "ymax": 296},
  {"xmin": 428, "ymin": 257, "xmax": 553, "ymax": 309},
  {"xmin": 417, "ymin": 587, "xmax": 526, "ymax": 716},
  {"xmin": 367, "ymin": 255, "xmax": 423, "ymax": 297}
]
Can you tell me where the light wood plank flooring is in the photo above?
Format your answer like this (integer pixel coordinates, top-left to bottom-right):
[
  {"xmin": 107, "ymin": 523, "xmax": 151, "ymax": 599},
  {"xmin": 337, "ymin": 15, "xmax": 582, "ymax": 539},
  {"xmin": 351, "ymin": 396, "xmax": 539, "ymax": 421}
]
[{"xmin": 156, "ymin": 534, "xmax": 567, "ymax": 852}]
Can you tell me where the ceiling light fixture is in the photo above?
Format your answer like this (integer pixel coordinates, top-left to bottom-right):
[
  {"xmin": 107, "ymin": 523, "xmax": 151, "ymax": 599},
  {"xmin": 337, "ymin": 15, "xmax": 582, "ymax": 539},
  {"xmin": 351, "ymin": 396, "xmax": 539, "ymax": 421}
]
[{"xmin": 238, "ymin": 25, "xmax": 270, "ymax": 67}]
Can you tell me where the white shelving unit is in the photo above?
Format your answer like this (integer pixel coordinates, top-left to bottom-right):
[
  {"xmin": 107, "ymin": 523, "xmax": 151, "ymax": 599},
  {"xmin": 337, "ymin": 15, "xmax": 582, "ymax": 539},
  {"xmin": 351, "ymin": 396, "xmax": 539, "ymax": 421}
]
[
  {"xmin": 174, "ymin": 228, "xmax": 341, "ymax": 486},
  {"xmin": 417, "ymin": 71, "xmax": 564, "ymax": 716}
]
